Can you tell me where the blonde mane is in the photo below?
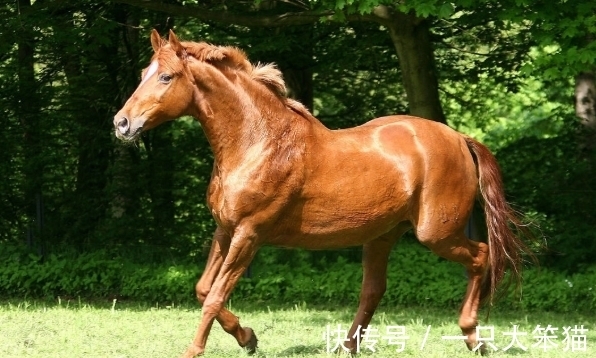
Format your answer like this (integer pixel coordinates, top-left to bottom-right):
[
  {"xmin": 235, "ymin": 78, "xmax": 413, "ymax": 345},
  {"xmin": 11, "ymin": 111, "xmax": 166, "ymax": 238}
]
[{"xmin": 181, "ymin": 42, "xmax": 296, "ymax": 106}]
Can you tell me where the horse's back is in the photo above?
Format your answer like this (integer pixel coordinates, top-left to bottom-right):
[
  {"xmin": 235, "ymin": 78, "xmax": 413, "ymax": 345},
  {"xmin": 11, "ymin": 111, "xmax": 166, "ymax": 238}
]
[{"xmin": 351, "ymin": 115, "xmax": 474, "ymax": 169}]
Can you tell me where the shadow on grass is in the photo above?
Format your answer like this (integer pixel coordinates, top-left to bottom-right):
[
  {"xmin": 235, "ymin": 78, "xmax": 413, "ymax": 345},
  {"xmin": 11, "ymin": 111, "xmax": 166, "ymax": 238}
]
[
  {"xmin": 502, "ymin": 348, "xmax": 532, "ymax": 356},
  {"xmin": 0, "ymin": 298, "xmax": 460, "ymax": 327},
  {"xmin": 276, "ymin": 344, "xmax": 325, "ymax": 356}
]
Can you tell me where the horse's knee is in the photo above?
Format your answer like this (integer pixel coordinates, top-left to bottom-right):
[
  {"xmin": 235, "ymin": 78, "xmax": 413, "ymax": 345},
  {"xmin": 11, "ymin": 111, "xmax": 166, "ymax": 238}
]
[{"xmin": 196, "ymin": 280, "xmax": 209, "ymax": 304}]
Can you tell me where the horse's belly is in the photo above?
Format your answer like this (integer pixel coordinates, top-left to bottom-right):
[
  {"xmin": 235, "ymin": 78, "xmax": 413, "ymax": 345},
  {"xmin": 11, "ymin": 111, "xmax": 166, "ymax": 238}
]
[
  {"xmin": 269, "ymin": 216, "xmax": 404, "ymax": 249},
  {"xmin": 265, "ymin": 188, "xmax": 410, "ymax": 249}
]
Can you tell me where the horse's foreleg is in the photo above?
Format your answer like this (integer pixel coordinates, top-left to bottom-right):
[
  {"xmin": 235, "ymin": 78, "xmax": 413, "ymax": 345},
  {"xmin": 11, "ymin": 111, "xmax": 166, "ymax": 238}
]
[
  {"xmin": 183, "ymin": 228, "xmax": 258, "ymax": 358},
  {"xmin": 183, "ymin": 227, "xmax": 257, "ymax": 358},
  {"xmin": 344, "ymin": 227, "xmax": 404, "ymax": 353}
]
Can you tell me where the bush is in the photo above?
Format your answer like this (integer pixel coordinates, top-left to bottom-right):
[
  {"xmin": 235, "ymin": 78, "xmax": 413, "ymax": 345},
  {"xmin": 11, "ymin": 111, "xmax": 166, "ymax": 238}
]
[
  {"xmin": 1, "ymin": 242, "xmax": 595, "ymax": 313},
  {"xmin": 231, "ymin": 242, "xmax": 596, "ymax": 313},
  {"xmin": 0, "ymin": 244, "xmax": 198, "ymax": 303},
  {"xmin": 497, "ymin": 121, "xmax": 596, "ymax": 273}
]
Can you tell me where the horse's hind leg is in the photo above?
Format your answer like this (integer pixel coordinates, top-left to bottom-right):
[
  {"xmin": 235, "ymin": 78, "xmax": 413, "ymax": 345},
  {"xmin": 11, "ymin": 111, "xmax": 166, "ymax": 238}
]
[
  {"xmin": 418, "ymin": 230, "xmax": 489, "ymax": 354},
  {"xmin": 193, "ymin": 227, "xmax": 257, "ymax": 354},
  {"xmin": 344, "ymin": 224, "xmax": 408, "ymax": 353}
]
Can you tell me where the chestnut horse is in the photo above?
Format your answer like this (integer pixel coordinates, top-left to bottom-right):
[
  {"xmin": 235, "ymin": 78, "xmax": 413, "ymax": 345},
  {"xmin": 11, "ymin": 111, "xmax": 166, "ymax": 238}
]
[{"xmin": 114, "ymin": 30, "xmax": 532, "ymax": 357}]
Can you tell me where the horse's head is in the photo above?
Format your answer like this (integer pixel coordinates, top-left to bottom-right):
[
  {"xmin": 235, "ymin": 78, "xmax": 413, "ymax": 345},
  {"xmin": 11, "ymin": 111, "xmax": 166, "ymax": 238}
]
[{"xmin": 114, "ymin": 30, "xmax": 196, "ymax": 141}]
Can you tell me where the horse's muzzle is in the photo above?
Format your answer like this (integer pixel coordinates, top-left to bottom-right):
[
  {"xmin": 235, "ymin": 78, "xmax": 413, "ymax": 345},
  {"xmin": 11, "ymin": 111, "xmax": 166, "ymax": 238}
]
[{"xmin": 113, "ymin": 115, "xmax": 143, "ymax": 141}]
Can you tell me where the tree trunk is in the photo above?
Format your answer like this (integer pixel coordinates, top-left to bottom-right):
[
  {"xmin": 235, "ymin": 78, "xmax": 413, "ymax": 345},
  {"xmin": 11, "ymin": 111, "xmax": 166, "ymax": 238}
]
[
  {"xmin": 17, "ymin": 0, "xmax": 44, "ymax": 250},
  {"xmin": 53, "ymin": 5, "xmax": 122, "ymax": 248},
  {"xmin": 387, "ymin": 12, "xmax": 446, "ymax": 123},
  {"xmin": 109, "ymin": 7, "xmax": 143, "ymax": 226},
  {"xmin": 144, "ymin": 123, "xmax": 176, "ymax": 246},
  {"xmin": 575, "ymin": 72, "xmax": 596, "ymax": 130},
  {"xmin": 283, "ymin": 66, "xmax": 314, "ymax": 111},
  {"xmin": 574, "ymin": 71, "xmax": 596, "ymax": 151}
]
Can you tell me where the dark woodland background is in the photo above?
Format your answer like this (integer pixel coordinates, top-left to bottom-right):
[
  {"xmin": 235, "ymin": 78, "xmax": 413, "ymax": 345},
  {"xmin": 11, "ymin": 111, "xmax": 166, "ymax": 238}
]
[{"xmin": 1, "ymin": 0, "xmax": 595, "ymax": 306}]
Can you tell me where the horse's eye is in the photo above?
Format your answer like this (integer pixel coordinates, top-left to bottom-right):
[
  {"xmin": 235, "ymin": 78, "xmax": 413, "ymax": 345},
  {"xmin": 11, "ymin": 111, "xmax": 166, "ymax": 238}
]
[{"xmin": 158, "ymin": 73, "xmax": 172, "ymax": 84}]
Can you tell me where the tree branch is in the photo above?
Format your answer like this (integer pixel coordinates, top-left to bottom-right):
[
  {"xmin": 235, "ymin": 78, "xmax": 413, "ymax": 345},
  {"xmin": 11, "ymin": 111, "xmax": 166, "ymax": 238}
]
[
  {"xmin": 111, "ymin": 0, "xmax": 330, "ymax": 27},
  {"xmin": 109, "ymin": 0, "xmax": 394, "ymax": 27}
]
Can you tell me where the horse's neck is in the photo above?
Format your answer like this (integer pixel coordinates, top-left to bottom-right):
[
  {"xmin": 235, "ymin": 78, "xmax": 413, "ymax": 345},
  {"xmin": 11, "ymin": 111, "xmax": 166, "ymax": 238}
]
[{"xmin": 194, "ymin": 70, "xmax": 311, "ymax": 171}]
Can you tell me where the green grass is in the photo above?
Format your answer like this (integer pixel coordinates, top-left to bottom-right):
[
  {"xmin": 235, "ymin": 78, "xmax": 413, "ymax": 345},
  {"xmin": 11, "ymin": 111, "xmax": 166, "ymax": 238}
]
[{"xmin": 0, "ymin": 299, "xmax": 594, "ymax": 357}]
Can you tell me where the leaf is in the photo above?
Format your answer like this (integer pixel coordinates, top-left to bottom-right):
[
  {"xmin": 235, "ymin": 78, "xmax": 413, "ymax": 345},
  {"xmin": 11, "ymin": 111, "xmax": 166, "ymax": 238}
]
[
  {"xmin": 417, "ymin": 3, "xmax": 435, "ymax": 18},
  {"xmin": 438, "ymin": 3, "xmax": 454, "ymax": 19}
]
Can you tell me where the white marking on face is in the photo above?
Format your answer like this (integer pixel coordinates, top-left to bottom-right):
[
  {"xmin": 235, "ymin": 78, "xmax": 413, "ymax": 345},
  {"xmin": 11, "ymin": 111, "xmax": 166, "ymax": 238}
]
[{"xmin": 140, "ymin": 60, "xmax": 159, "ymax": 86}]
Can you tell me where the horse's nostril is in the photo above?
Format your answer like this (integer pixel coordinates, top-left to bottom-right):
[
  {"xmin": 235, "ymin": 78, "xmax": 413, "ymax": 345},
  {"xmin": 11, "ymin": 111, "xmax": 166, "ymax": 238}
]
[{"xmin": 117, "ymin": 117, "xmax": 130, "ymax": 135}]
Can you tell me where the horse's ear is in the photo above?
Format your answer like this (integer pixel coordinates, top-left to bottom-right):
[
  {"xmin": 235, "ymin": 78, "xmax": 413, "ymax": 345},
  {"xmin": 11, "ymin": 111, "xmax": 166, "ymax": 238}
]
[
  {"xmin": 150, "ymin": 29, "xmax": 163, "ymax": 53},
  {"xmin": 168, "ymin": 29, "xmax": 186, "ymax": 58}
]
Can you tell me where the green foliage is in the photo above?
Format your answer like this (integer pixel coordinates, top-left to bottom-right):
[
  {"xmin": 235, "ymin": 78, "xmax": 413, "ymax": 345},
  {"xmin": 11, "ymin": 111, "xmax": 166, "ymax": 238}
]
[
  {"xmin": 0, "ymin": 244, "xmax": 197, "ymax": 303},
  {"xmin": 312, "ymin": 22, "xmax": 408, "ymax": 126},
  {"xmin": 510, "ymin": 267, "xmax": 596, "ymax": 312},
  {"xmin": 444, "ymin": 76, "xmax": 566, "ymax": 147},
  {"xmin": 2, "ymin": 0, "xmax": 596, "ymax": 304},
  {"xmin": 495, "ymin": 114, "xmax": 596, "ymax": 272},
  {"xmin": 5, "ymin": 243, "xmax": 592, "ymax": 313},
  {"xmin": 520, "ymin": 1, "xmax": 596, "ymax": 81}
]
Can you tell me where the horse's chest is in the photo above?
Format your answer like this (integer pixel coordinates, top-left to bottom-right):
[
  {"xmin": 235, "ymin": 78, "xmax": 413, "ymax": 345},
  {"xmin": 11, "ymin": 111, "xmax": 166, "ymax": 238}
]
[
  {"xmin": 207, "ymin": 164, "xmax": 289, "ymax": 230},
  {"xmin": 209, "ymin": 175, "xmax": 259, "ymax": 207},
  {"xmin": 207, "ymin": 173, "xmax": 252, "ymax": 224}
]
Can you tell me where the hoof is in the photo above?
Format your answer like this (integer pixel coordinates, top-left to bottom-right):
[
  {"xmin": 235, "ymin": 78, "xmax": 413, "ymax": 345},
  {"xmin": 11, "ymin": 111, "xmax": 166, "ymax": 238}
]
[
  {"xmin": 332, "ymin": 348, "xmax": 353, "ymax": 356},
  {"xmin": 465, "ymin": 339, "xmax": 488, "ymax": 356},
  {"xmin": 242, "ymin": 327, "xmax": 258, "ymax": 355},
  {"xmin": 181, "ymin": 344, "xmax": 204, "ymax": 358}
]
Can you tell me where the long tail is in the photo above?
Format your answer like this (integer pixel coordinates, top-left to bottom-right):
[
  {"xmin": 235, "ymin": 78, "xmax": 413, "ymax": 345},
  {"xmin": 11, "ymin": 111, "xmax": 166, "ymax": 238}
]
[{"xmin": 464, "ymin": 136, "xmax": 536, "ymax": 304}]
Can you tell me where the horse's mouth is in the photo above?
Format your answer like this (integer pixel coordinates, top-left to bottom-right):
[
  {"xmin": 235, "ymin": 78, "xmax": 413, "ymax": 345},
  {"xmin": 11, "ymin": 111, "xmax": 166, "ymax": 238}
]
[{"xmin": 115, "ymin": 126, "xmax": 143, "ymax": 142}]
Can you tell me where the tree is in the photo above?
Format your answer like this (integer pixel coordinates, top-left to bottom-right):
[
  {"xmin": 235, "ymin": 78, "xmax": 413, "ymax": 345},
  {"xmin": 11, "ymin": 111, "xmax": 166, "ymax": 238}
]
[
  {"xmin": 110, "ymin": 0, "xmax": 448, "ymax": 122},
  {"xmin": 16, "ymin": 0, "xmax": 45, "ymax": 251},
  {"xmin": 2, "ymin": 0, "xmax": 594, "ymax": 271}
]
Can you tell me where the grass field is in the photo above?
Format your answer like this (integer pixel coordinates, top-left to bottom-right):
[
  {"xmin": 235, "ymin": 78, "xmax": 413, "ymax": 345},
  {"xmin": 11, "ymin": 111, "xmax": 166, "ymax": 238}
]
[{"xmin": 0, "ymin": 299, "xmax": 594, "ymax": 357}]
